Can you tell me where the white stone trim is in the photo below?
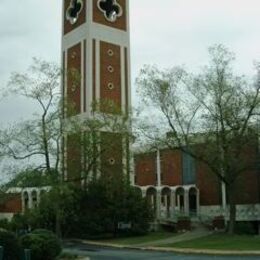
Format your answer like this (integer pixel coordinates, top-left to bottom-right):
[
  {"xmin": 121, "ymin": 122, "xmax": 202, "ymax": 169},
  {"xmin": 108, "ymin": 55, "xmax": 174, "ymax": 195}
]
[
  {"xmin": 200, "ymin": 204, "xmax": 260, "ymax": 222},
  {"xmin": 86, "ymin": 37, "xmax": 92, "ymax": 116},
  {"xmin": 126, "ymin": 46, "xmax": 131, "ymax": 112},
  {"xmin": 62, "ymin": 23, "xmax": 129, "ymax": 52},
  {"xmin": 0, "ymin": 213, "xmax": 14, "ymax": 221},
  {"xmin": 120, "ymin": 46, "xmax": 126, "ymax": 113},
  {"xmin": 96, "ymin": 40, "xmax": 101, "ymax": 101},
  {"xmin": 81, "ymin": 40, "xmax": 84, "ymax": 113}
]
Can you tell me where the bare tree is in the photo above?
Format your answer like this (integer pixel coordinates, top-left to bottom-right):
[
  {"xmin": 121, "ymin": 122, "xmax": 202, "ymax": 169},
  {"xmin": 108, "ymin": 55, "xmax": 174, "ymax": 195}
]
[
  {"xmin": 0, "ymin": 58, "xmax": 62, "ymax": 174},
  {"xmin": 0, "ymin": 59, "xmax": 132, "ymax": 185},
  {"xmin": 136, "ymin": 44, "xmax": 260, "ymax": 234}
]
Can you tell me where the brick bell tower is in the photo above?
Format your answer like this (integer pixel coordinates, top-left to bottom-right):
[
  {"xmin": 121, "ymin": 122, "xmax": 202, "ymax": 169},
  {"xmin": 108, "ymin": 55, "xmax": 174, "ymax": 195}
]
[{"xmin": 62, "ymin": 0, "xmax": 133, "ymax": 184}]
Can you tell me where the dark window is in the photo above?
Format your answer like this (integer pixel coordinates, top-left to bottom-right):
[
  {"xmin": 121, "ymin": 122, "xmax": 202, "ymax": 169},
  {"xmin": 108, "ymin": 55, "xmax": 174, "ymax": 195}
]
[
  {"xmin": 182, "ymin": 152, "xmax": 196, "ymax": 185},
  {"xmin": 98, "ymin": 0, "xmax": 122, "ymax": 22}
]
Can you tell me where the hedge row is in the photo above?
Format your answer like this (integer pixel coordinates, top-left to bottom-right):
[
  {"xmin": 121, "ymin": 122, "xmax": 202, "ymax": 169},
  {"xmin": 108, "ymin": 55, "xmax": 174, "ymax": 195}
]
[{"xmin": 0, "ymin": 228, "xmax": 61, "ymax": 260}]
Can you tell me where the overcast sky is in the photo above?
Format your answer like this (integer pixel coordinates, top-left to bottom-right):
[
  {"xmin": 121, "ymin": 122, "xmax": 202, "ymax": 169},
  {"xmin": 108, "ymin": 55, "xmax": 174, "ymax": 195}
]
[{"xmin": 0, "ymin": 0, "xmax": 260, "ymax": 124}]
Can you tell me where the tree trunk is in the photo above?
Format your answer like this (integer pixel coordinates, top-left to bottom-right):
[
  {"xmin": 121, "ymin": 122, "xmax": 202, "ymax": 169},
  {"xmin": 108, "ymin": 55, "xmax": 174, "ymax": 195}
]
[
  {"xmin": 55, "ymin": 209, "xmax": 62, "ymax": 239},
  {"xmin": 227, "ymin": 186, "xmax": 237, "ymax": 234},
  {"xmin": 42, "ymin": 114, "xmax": 51, "ymax": 173}
]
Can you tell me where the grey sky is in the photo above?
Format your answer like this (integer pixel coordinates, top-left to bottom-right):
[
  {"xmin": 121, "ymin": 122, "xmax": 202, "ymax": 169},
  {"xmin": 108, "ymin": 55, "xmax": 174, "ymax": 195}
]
[{"xmin": 0, "ymin": 0, "xmax": 260, "ymax": 124}]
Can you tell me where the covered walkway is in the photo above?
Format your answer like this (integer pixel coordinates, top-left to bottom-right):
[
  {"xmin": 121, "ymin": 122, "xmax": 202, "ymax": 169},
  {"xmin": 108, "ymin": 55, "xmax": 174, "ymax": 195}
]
[{"xmin": 136, "ymin": 185, "xmax": 200, "ymax": 221}]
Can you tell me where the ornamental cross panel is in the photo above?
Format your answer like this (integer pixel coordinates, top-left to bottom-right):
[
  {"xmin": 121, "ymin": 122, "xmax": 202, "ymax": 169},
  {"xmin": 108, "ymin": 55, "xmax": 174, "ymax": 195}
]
[
  {"xmin": 66, "ymin": 0, "xmax": 84, "ymax": 25},
  {"xmin": 97, "ymin": 0, "xmax": 123, "ymax": 22}
]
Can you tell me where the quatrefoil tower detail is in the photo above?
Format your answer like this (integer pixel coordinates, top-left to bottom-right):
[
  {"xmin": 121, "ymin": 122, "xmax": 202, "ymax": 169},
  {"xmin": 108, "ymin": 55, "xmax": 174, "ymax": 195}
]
[
  {"xmin": 97, "ymin": 0, "xmax": 123, "ymax": 22},
  {"xmin": 66, "ymin": 0, "xmax": 84, "ymax": 25}
]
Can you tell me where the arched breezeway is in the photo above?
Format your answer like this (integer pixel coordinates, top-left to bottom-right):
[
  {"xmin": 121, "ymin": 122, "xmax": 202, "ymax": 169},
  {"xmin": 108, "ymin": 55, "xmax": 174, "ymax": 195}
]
[
  {"xmin": 21, "ymin": 187, "xmax": 51, "ymax": 212},
  {"xmin": 174, "ymin": 186, "xmax": 185, "ymax": 213},
  {"xmin": 140, "ymin": 185, "xmax": 200, "ymax": 220},
  {"xmin": 189, "ymin": 187, "xmax": 199, "ymax": 216},
  {"xmin": 146, "ymin": 186, "xmax": 157, "ymax": 211},
  {"xmin": 161, "ymin": 187, "xmax": 171, "ymax": 218}
]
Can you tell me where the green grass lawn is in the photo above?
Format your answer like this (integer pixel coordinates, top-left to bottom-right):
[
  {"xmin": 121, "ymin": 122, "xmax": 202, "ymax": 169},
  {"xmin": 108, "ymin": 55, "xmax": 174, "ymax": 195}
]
[
  {"xmin": 95, "ymin": 232, "xmax": 177, "ymax": 246},
  {"xmin": 163, "ymin": 234, "xmax": 260, "ymax": 251}
]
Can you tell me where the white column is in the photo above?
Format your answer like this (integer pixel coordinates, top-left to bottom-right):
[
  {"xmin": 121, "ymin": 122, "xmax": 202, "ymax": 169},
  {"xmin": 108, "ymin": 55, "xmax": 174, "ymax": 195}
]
[
  {"xmin": 196, "ymin": 189, "xmax": 200, "ymax": 216},
  {"xmin": 156, "ymin": 191, "xmax": 161, "ymax": 219},
  {"xmin": 151, "ymin": 194, "xmax": 154, "ymax": 208},
  {"xmin": 28, "ymin": 191, "xmax": 33, "ymax": 209},
  {"xmin": 170, "ymin": 192, "xmax": 176, "ymax": 218},
  {"xmin": 184, "ymin": 190, "xmax": 189, "ymax": 216},
  {"xmin": 156, "ymin": 149, "xmax": 161, "ymax": 187},
  {"xmin": 37, "ymin": 190, "xmax": 41, "ymax": 206},
  {"xmin": 221, "ymin": 182, "xmax": 227, "ymax": 213},
  {"xmin": 177, "ymin": 195, "xmax": 181, "ymax": 211}
]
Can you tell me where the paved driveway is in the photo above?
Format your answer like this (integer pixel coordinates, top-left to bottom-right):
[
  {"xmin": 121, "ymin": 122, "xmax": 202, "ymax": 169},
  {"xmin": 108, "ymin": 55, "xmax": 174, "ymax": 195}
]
[{"xmin": 64, "ymin": 241, "xmax": 260, "ymax": 260}]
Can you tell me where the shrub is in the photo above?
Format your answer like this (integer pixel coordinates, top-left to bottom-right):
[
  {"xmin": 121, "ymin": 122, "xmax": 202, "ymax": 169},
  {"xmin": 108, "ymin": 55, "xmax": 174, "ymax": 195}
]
[
  {"xmin": 235, "ymin": 221, "xmax": 256, "ymax": 235},
  {"xmin": 0, "ymin": 219, "xmax": 10, "ymax": 231},
  {"xmin": 20, "ymin": 229, "xmax": 62, "ymax": 260},
  {"xmin": 177, "ymin": 216, "xmax": 191, "ymax": 231},
  {"xmin": 32, "ymin": 229, "xmax": 55, "ymax": 236},
  {"xmin": 0, "ymin": 229, "xmax": 21, "ymax": 260}
]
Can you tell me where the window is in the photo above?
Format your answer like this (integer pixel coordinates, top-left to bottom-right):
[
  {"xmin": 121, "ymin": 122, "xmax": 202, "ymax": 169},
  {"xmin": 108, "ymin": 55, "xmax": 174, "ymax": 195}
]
[
  {"xmin": 97, "ymin": 0, "xmax": 123, "ymax": 22},
  {"xmin": 182, "ymin": 151, "xmax": 196, "ymax": 185},
  {"xmin": 66, "ymin": 0, "xmax": 84, "ymax": 25}
]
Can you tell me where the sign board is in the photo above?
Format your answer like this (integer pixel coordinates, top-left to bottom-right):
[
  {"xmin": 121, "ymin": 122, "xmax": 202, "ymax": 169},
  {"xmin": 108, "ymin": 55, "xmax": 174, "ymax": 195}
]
[{"xmin": 118, "ymin": 222, "xmax": 132, "ymax": 230}]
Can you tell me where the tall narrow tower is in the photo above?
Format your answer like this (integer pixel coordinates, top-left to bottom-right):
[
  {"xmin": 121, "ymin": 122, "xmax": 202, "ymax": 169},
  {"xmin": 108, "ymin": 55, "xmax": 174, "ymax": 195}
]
[{"xmin": 62, "ymin": 0, "xmax": 132, "ymax": 184}]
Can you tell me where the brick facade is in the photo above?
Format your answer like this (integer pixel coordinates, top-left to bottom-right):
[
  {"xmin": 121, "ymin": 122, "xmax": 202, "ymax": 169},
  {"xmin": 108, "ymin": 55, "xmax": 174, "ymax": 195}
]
[
  {"xmin": 0, "ymin": 194, "xmax": 22, "ymax": 214},
  {"xmin": 100, "ymin": 132, "xmax": 123, "ymax": 178},
  {"xmin": 196, "ymin": 161, "xmax": 221, "ymax": 206},
  {"xmin": 135, "ymin": 146, "xmax": 260, "ymax": 207},
  {"xmin": 100, "ymin": 41, "xmax": 122, "ymax": 112},
  {"xmin": 135, "ymin": 153, "xmax": 157, "ymax": 186},
  {"xmin": 66, "ymin": 134, "xmax": 82, "ymax": 182},
  {"xmin": 67, "ymin": 43, "xmax": 82, "ymax": 115},
  {"xmin": 161, "ymin": 149, "xmax": 182, "ymax": 186},
  {"xmin": 62, "ymin": 0, "xmax": 132, "ymax": 184}
]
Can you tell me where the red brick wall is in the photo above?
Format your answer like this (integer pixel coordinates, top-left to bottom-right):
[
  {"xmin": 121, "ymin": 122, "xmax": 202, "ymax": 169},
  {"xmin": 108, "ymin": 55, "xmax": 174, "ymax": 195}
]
[
  {"xmin": 100, "ymin": 41, "xmax": 121, "ymax": 113},
  {"xmin": 135, "ymin": 143, "xmax": 260, "ymax": 206},
  {"xmin": 100, "ymin": 132, "xmax": 123, "ymax": 178},
  {"xmin": 161, "ymin": 149, "xmax": 182, "ymax": 186},
  {"xmin": 0, "ymin": 194, "xmax": 22, "ymax": 213},
  {"xmin": 196, "ymin": 162, "xmax": 221, "ymax": 206},
  {"xmin": 235, "ymin": 170, "xmax": 259, "ymax": 204},
  {"xmin": 67, "ymin": 43, "xmax": 82, "ymax": 115},
  {"xmin": 135, "ymin": 153, "xmax": 157, "ymax": 186},
  {"xmin": 135, "ymin": 149, "xmax": 183, "ymax": 187},
  {"xmin": 66, "ymin": 134, "xmax": 82, "ymax": 182},
  {"xmin": 233, "ymin": 143, "xmax": 260, "ymax": 204}
]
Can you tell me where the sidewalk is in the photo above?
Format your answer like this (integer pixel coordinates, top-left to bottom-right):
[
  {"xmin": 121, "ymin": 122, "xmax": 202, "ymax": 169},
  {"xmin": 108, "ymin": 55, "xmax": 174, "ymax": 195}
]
[
  {"xmin": 138, "ymin": 225, "xmax": 211, "ymax": 247},
  {"xmin": 74, "ymin": 239, "xmax": 260, "ymax": 256}
]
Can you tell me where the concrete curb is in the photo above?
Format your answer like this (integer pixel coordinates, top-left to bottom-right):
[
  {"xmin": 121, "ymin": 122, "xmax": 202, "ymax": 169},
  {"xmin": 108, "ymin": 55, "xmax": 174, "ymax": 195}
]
[{"xmin": 71, "ymin": 239, "xmax": 260, "ymax": 256}]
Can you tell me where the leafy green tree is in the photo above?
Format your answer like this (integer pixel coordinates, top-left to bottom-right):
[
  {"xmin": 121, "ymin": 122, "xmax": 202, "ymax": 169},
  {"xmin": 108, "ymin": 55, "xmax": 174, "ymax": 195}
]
[
  {"xmin": 24, "ymin": 178, "xmax": 153, "ymax": 238},
  {"xmin": 136, "ymin": 44, "xmax": 260, "ymax": 234},
  {"xmin": 69, "ymin": 177, "xmax": 153, "ymax": 237},
  {"xmin": 0, "ymin": 58, "xmax": 132, "ymax": 185},
  {"xmin": 3, "ymin": 169, "xmax": 57, "ymax": 189}
]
